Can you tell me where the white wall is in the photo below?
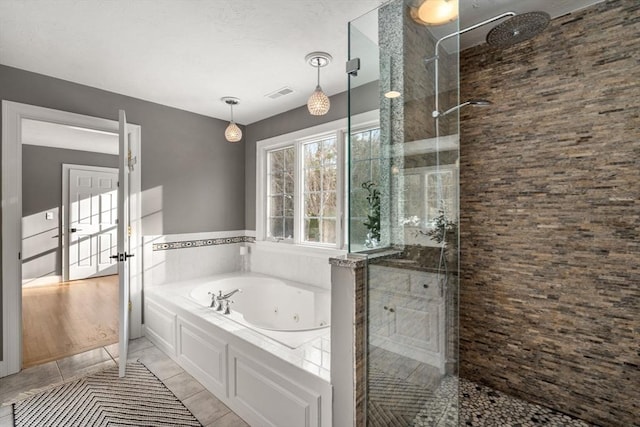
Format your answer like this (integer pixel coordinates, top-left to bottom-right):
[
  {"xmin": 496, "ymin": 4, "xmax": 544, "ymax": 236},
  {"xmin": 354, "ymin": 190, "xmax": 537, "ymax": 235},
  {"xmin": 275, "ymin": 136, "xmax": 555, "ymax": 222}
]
[
  {"xmin": 143, "ymin": 231, "xmax": 248, "ymax": 288},
  {"xmin": 248, "ymin": 243, "xmax": 338, "ymax": 290}
]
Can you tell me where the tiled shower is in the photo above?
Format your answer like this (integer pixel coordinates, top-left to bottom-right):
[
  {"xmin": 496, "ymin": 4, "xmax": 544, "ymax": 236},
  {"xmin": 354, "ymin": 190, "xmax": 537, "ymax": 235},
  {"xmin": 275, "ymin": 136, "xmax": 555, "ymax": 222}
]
[{"xmin": 347, "ymin": 0, "xmax": 639, "ymax": 426}]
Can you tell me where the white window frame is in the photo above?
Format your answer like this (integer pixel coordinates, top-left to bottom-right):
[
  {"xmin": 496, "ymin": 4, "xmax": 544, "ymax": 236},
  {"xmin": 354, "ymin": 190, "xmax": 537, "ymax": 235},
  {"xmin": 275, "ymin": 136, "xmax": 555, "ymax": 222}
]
[{"xmin": 256, "ymin": 110, "xmax": 379, "ymax": 253}]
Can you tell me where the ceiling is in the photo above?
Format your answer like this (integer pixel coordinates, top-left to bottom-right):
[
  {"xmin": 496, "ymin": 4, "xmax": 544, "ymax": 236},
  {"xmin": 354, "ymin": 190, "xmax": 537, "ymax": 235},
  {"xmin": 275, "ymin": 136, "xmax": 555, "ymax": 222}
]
[{"xmin": 0, "ymin": 0, "xmax": 603, "ymax": 125}]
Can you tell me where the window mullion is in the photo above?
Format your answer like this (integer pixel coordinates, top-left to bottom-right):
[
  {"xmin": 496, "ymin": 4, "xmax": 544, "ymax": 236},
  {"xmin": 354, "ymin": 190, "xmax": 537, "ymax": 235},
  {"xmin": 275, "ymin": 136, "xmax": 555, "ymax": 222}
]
[
  {"xmin": 294, "ymin": 141, "xmax": 302, "ymax": 245},
  {"xmin": 336, "ymin": 129, "xmax": 344, "ymax": 249}
]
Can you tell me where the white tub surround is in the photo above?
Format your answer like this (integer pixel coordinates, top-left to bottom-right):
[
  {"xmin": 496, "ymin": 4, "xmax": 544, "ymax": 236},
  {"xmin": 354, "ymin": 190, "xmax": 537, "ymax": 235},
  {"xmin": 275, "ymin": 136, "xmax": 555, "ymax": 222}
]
[
  {"xmin": 143, "ymin": 230, "xmax": 253, "ymax": 288},
  {"xmin": 145, "ymin": 272, "xmax": 332, "ymax": 427},
  {"xmin": 249, "ymin": 241, "xmax": 344, "ymax": 290}
]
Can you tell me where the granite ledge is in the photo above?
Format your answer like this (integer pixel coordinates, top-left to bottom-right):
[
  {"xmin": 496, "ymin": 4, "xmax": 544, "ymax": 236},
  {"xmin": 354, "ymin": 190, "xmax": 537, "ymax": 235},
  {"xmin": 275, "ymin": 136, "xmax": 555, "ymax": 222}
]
[{"xmin": 329, "ymin": 255, "xmax": 367, "ymax": 269}]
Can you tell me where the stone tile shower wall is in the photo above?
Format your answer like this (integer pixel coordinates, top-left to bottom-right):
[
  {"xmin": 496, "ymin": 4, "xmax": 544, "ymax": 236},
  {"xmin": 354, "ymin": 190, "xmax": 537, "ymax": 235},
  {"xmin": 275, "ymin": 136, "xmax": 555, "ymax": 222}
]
[{"xmin": 458, "ymin": 1, "xmax": 639, "ymax": 426}]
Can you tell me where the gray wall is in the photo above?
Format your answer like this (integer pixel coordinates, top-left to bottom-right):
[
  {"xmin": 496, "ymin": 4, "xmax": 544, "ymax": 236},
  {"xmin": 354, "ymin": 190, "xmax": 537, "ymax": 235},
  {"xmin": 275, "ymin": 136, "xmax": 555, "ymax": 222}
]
[
  {"xmin": 244, "ymin": 80, "xmax": 380, "ymax": 229},
  {"xmin": 1, "ymin": 64, "xmax": 246, "ymax": 362},
  {"xmin": 22, "ymin": 145, "xmax": 118, "ymax": 282}
]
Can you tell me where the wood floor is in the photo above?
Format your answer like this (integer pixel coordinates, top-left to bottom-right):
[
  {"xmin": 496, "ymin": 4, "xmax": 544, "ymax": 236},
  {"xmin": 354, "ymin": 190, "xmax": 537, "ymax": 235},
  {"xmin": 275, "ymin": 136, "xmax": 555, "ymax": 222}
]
[{"xmin": 22, "ymin": 275, "xmax": 119, "ymax": 369}]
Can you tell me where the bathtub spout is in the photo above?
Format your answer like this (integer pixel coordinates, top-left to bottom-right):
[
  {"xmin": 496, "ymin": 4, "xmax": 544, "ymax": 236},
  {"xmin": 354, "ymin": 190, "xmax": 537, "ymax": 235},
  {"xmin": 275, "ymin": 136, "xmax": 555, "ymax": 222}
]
[{"xmin": 218, "ymin": 289, "xmax": 242, "ymax": 300}]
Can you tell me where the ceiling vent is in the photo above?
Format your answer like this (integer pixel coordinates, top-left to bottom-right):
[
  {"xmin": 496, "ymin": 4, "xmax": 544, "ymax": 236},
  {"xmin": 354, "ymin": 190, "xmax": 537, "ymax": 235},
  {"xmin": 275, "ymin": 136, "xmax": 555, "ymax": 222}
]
[{"xmin": 265, "ymin": 87, "xmax": 294, "ymax": 99}]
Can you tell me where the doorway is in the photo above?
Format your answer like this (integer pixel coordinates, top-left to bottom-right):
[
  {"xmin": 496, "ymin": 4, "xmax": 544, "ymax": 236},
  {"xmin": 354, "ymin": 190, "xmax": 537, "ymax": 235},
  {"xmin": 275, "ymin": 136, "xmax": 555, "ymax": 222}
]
[
  {"xmin": 63, "ymin": 165, "xmax": 119, "ymax": 281},
  {"xmin": 1, "ymin": 101, "xmax": 143, "ymax": 377},
  {"xmin": 21, "ymin": 275, "xmax": 119, "ymax": 368}
]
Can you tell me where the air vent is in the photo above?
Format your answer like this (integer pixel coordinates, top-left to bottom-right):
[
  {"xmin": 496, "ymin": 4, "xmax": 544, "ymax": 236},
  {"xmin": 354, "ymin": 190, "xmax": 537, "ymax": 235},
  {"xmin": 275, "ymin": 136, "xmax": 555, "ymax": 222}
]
[{"xmin": 265, "ymin": 87, "xmax": 294, "ymax": 100}]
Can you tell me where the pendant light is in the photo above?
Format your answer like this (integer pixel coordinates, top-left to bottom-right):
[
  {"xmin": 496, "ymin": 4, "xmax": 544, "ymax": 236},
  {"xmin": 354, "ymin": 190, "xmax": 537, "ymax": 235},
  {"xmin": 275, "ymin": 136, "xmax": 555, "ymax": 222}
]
[
  {"xmin": 221, "ymin": 97, "xmax": 242, "ymax": 143},
  {"xmin": 305, "ymin": 52, "xmax": 332, "ymax": 116}
]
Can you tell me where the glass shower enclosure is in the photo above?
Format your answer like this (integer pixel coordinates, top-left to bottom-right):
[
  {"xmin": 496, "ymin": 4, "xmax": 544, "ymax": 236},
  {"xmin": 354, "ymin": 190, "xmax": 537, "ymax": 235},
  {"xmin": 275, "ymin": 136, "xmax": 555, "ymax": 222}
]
[{"xmin": 348, "ymin": 1, "xmax": 460, "ymax": 425}]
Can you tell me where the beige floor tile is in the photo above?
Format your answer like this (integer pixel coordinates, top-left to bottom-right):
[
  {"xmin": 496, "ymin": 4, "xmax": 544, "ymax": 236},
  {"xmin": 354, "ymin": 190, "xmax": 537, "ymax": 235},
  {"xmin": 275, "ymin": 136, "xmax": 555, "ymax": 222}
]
[
  {"xmin": 56, "ymin": 347, "xmax": 116, "ymax": 380},
  {"xmin": 105, "ymin": 337, "xmax": 155, "ymax": 360},
  {"xmin": 104, "ymin": 342, "xmax": 119, "ymax": 359},
  {"xmin": 182, "ymin": 389, "xmax": 231, "ymax": 426},
  {"xmin": 131, "ymin": 346, "xmax": 184, "ymax": 380},
  {"xmin": 128, "ymin": 337, "xmax": 155, "ymax": 354},
  {"xmin": 0, "ymin": 414, "xmax": 13, "ymax": 427},
  {"xmin": 163, "ymin": 371, "xmax": 205, "ymax": 401},
  {"xmin": 206, "ymin": 411, "xmax": 250, "ymax": 427},
  {"xmin": 0, "ymin": 406, "xmax": 12, "ymax": 418},
  {"xmin": 0, "ymin": 361, "xmax": 61, "ymax": 404}
]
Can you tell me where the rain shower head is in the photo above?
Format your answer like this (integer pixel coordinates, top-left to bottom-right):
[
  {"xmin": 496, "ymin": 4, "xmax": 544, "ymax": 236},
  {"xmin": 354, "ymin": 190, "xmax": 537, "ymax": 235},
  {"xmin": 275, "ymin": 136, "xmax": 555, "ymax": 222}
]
[
  {"xmin": 433, "ymin": 99, "xmax": 492, "ymax": 118},
  {"xmin": 486, "ymin": 11, "xmax": 550, "ymax": 47}
]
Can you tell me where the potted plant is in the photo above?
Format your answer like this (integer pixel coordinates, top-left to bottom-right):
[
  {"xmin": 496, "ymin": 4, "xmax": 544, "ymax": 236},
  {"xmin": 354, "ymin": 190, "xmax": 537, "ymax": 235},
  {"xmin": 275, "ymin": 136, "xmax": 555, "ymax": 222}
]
[{"xmin": 361, "ymin": 181, "xmax": 381, "ymax": 248}]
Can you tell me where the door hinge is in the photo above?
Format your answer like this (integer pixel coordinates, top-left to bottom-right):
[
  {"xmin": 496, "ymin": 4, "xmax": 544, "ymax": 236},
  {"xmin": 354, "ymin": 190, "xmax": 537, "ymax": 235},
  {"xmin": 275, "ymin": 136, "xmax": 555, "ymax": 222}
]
[
  {"xmin": 346, "ymin": 57, "xmax": 360, "ymax": 76},
  {"xmin": 127, "ymin": 149, "xmax": 137, "ymax": 172},
  {"xmin": 128, "ymin": 225, "xmax": 132, "ymax": 236},
  {"xmin": 128, "ymin": 300, "xmax": 132, "ymax": 312}
]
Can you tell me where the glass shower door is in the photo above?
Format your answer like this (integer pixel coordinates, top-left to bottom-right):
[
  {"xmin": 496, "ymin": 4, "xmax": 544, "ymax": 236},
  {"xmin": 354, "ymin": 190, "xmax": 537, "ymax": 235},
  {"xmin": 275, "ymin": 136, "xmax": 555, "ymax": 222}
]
[{"xmin": 348, "ymin": 1, "xmax": 460, "ymax": 425}]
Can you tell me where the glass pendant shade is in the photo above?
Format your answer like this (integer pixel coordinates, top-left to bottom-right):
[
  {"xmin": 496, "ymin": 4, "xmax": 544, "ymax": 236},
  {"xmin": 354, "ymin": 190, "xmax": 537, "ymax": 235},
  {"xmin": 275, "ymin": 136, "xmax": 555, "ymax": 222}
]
[
  {"xmin": 307, "ymin": 85, "xmax": 330, "ymax": 116},
  {"xmin": 221, "ymin": 97, "xmax": 242, "ymax": 143},
  {"xmin": 225, "ymin": 121, "xmax": 242, "ymax": 142},
  {"xmin": 305, "ymin": 52, "xmax": 332, "ymax": 116},
  {"xmin": 417, "ymin": 0, "xmax": 458, "ymax": 25}
]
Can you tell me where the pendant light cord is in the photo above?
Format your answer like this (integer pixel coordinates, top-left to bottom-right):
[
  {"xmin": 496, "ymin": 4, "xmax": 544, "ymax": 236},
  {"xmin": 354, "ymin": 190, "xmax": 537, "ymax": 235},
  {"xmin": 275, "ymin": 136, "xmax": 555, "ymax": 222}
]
[{"xmin": 316, "ymin": 60, "xmax": 321, "ymax": 87}]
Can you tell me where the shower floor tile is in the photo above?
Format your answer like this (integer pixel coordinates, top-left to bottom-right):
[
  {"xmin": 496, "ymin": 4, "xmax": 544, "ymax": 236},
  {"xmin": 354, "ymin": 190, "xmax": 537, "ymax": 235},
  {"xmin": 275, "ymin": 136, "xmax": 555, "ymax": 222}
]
[
  {"xmin": 458, "ymin": 379, "xmax": 594, "ymax": 427},
  {"xmin": 409, "ymin": 376, "xmax": 595, "ymax": 427}
]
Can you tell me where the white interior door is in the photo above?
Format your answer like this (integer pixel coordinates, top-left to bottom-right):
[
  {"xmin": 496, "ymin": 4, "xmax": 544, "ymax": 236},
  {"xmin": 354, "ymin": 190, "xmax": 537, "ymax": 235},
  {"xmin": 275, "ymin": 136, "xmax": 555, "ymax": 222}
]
[
  {"xmin": 118, "ymin": 110, "xmax": 131, "ymax": 377},
  {"xmin": 68, "ymin": 167, "xmax": 118, "ymax": 281}
]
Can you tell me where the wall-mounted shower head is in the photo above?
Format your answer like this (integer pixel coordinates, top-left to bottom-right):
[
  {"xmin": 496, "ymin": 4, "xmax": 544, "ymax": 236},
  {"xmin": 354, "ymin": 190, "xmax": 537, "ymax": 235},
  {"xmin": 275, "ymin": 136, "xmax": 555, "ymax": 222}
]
[
  {"xmin": 433, "ymin": 99, "xmax": 492, "ymax": 118},
  {"xmin": 486, "ymin": 11, "xmax": 550, "ymax": 47}
]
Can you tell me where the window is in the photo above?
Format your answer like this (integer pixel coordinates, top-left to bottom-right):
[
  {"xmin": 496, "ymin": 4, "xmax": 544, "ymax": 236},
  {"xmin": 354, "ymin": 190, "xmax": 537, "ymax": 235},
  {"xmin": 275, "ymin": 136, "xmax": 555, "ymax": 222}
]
[
  {"xmin": 403, "ymin": 164, "xmax": 458, "ymax": 230},
  {"xmin": 257, "ymin": 111, "xmax": 379, "ymax": 250},
  {"xmin": 302, "ymin": 137, "xmax": 337, "ymax": 244},
  {"xmin": 266, "ymin": 147, "xmax": 294, "ymax": 240},
  {"xmin": 349, "ymin": 127, "xmax": 382, "ymax": 251}
]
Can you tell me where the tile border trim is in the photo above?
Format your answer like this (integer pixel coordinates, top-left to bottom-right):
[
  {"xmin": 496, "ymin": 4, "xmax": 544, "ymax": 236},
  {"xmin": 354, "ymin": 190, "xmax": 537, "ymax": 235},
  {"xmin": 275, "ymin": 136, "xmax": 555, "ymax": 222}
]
[{"xmin": 152, "ymin": 236, "xmax": 255, "ymax": 251}]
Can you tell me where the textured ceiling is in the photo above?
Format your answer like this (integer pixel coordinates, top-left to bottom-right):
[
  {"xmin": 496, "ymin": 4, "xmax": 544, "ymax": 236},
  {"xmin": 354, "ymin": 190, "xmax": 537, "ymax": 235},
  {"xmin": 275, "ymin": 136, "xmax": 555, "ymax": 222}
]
[{"xmin": 0, "ymin": 0, "xmax": 604, "ymax": 125}]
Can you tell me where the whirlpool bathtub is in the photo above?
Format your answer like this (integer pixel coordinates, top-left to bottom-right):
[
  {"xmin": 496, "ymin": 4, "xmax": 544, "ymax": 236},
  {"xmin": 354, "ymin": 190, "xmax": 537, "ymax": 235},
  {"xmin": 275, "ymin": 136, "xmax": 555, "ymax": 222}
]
[
  {"xmin": 144, "ymin": 272, "xmax": 333, "ymax": 427},
  {"xmin": 190, "ymin": 275, "xmax": 330, "ymax": 333}
]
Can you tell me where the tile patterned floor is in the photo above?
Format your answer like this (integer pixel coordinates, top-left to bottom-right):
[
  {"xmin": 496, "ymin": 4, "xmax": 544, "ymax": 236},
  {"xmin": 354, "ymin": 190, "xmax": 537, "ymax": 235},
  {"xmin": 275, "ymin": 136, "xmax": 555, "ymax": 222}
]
[{"xmin": 0, "ymin": 338, "xmax": 248, "ymax": 427}]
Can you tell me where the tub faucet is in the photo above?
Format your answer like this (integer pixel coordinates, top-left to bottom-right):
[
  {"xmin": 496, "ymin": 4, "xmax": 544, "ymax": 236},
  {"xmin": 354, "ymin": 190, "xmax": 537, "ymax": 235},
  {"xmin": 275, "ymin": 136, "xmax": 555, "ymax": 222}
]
[
  {"xmin": 218, "ymin": 289, "xmax": 242, "ymax": 301},
  {"xmin": 207, "ymin": 291, "xmax": 222, "ymax": 309}
]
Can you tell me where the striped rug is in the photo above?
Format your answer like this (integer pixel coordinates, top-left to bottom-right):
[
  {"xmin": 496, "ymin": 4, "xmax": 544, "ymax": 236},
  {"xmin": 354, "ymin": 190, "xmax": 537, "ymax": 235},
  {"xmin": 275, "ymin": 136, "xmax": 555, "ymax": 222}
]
[{"xmin": 13, "ymin": 362, "xmax": 202, "ymax": 427}]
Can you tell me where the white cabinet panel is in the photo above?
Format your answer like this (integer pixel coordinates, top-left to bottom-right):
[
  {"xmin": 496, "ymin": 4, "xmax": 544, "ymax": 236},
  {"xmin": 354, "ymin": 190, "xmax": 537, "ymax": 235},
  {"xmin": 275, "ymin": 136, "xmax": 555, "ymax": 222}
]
[
  {"xmin": 145, "ymin": 300, "xmax": 176, "ymax": 356},
  {"xmin": 367, "ymin": 265, "xmax": 446, "ymax": 372},
  {"xmin": 229, "ymin": 348, "xmax": 321, "ymax": 427},
  {"xmin": 395, "ymin": 304, "xmax": 440, "ymax": 353},
  {"xmin": 177, "ymin": 318, "xmax": 227, "ymax": 397}
]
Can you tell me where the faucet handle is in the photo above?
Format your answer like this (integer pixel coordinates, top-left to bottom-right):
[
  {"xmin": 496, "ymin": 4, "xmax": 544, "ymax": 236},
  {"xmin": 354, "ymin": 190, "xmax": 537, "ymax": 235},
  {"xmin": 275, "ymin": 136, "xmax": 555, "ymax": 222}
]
[
  {"xmin": 207, "ymin": 291, "xmax": 217, "ymax": 308},
  {"xmin": 223, "ymin": 300, "xmax": 234, "ymax": 315}
]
